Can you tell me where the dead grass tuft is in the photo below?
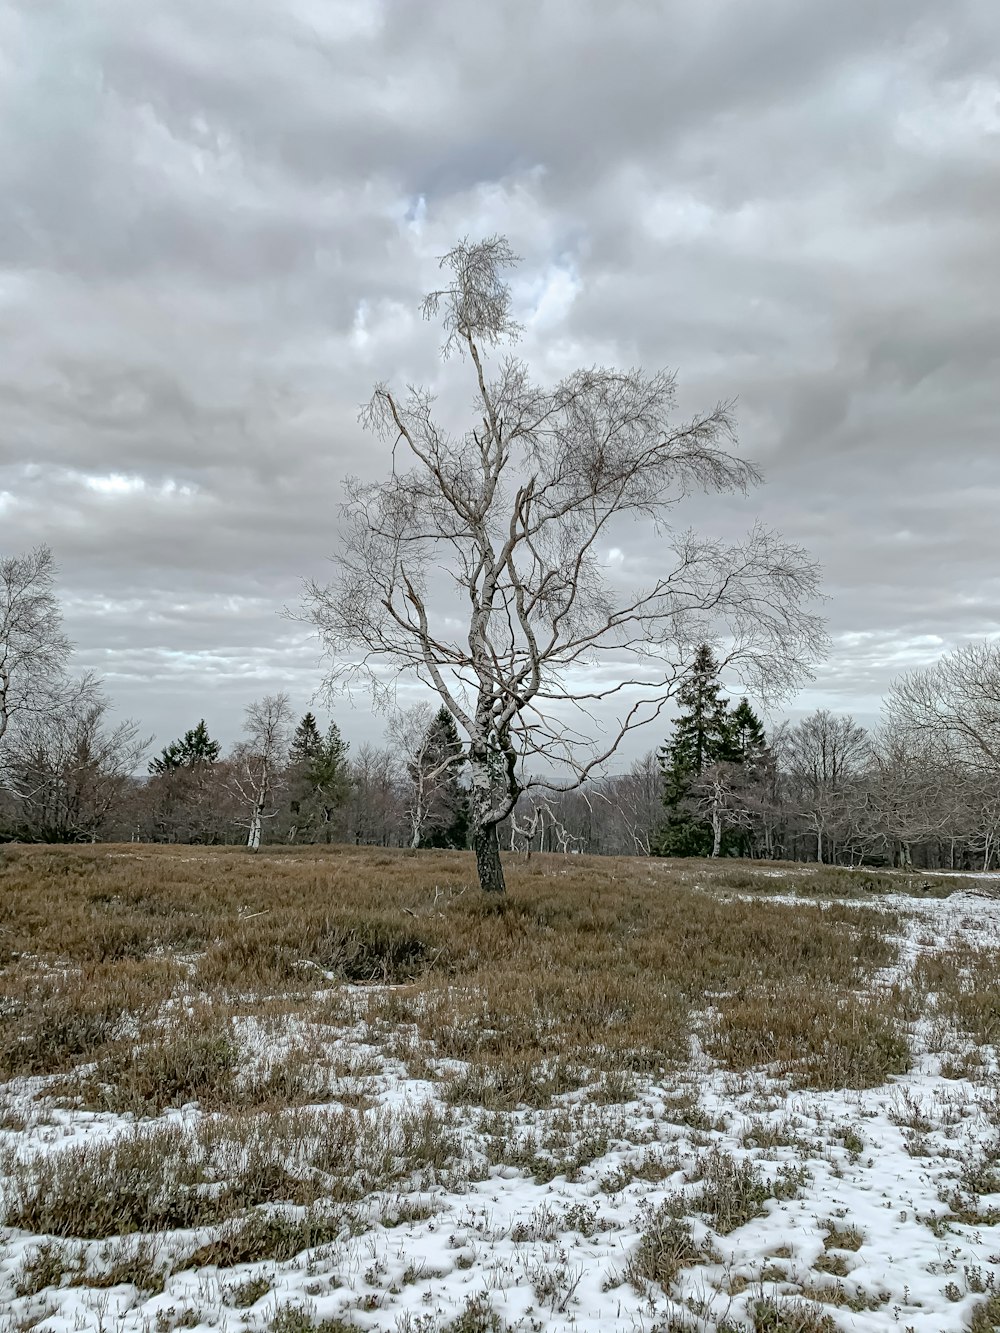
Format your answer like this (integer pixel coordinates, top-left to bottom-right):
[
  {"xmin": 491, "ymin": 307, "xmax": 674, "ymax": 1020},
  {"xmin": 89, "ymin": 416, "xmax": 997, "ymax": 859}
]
[
  {"xmin": 706, "ymin": 986, "xmax": 911, "ymax": 1089},
  {"xmin": 626, "ymin": 1207, "xmax": 718, "ymax": 1291}
]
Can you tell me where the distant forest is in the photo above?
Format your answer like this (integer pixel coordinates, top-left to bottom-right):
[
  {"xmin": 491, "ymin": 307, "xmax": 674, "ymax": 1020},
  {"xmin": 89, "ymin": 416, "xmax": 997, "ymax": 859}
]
[{"xmin": 2, "ymin": 549, "xmax": 998, "ymax": 871}]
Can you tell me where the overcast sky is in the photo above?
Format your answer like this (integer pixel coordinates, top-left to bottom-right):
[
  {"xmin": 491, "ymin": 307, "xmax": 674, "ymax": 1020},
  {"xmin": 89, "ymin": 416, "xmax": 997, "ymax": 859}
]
[{"xmin": 2, "ymin": 0, "xmax": 997, "ymax": 761}]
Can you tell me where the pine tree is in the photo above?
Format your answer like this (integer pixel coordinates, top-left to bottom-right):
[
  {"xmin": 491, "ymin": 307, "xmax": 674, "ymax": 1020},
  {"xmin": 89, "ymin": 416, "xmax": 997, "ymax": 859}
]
[
  {"xmin": 289, "ymin": 712, "xmax": 324, "ymax": 765},
  {"xmin": 287, "ymin": 715, "xmax": 350, "ymax": 842},
  {"xmin": 730, "ymin": 698, "xmax": 767, "ymax": 762},
  {"xmin": 410, "ymin": 707, "xmax": 469, "ymax": 849},
  {"xmin": 148, "ymin": 719, "xmax": 221, "ymax": 775},
  {"xmin": 715, "ymin": 697, "xmax": 771, "ymax": 857},
  {"xmin": 656, "ymin": 645, "xmax": 739, "ymax": 856},
  {"xmin": 314, "ymin": 722, "xmax": 351, "ymax": 811}
]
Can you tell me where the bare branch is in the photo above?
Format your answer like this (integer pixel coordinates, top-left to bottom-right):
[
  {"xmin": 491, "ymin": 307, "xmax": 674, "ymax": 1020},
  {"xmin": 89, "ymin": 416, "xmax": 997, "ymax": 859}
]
[{"xmin": 301, "ymin": 236, "xmax": 827, "ymax": 891}]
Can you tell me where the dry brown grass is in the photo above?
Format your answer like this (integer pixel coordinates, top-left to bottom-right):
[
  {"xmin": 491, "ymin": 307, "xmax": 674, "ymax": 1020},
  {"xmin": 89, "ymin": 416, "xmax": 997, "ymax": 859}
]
[
  {"xmin": 0, "ymin": 1102, "xmax": 462, "ymax": 1239},
  {"xmin": 0, "ymin": 845, "xmax": 959, "ymax": 1324},
  {"xmin": 0, "ymin": 844, "xmax": 912, "ymax": 1108}
]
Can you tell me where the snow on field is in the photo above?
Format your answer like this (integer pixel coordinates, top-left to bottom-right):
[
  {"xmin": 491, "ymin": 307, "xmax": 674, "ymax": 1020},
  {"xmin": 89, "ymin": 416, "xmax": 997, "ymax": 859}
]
[{"xmin": 2, "ymin": 892, "xmax": 1000, "ymax": 1332}]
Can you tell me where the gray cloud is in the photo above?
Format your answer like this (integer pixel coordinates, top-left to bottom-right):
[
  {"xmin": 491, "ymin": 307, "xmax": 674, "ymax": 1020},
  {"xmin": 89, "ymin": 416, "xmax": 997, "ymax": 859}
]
[{"xmin": 1, "ymin": 0, "xmax": 997, "ymax": 756}]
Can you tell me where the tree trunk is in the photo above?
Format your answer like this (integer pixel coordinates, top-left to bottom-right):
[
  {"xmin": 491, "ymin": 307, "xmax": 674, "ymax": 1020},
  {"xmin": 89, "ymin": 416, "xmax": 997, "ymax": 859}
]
[
  {"xmin": 247, "ymin": 802, "xmax": 262, "ymax": 851},
  {"xmin": 468, "ymin": 747, "xmax": 508, "ymax": 893},
  {"xmin": 711, "ymin": 802, "xmax": 722, "ymax": 858},
  {"xmin": 474, "ymin": 821, "xmax": 506, "ymax": 894}
]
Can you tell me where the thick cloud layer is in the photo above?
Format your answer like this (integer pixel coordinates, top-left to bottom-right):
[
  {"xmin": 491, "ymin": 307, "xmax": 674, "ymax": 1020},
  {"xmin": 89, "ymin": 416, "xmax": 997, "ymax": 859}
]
[{"xmin": 2, "ymin": 0, "xmax": 997, "ymax": 755}]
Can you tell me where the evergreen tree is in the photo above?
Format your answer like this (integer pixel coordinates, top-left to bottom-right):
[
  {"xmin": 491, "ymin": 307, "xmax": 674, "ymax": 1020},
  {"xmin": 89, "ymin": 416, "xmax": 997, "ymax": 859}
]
[
  {"xmin": 149, "ymin": 719, "xmax": 221, "ymax": 775},
  {"xmin": 730, "ymin": 697, "xmax": 767, "ymax": 762},
  {"xmin": 656, "ymin": 646, "xmax": 739, "ymax": 856},
  {"xmin": 287, "ymin": 715, "xmax": 351, "ymax": 842},
  {"xmin": 717, "ymin": 697, "xmax": 771, "ymax": 857},
  {"xmin": 289, "ymin": 712, "xmax": 324, "ymax": 765},
  {"xmin": 410, "ymin": 707, "xmax": 469, "ymax": 849}
]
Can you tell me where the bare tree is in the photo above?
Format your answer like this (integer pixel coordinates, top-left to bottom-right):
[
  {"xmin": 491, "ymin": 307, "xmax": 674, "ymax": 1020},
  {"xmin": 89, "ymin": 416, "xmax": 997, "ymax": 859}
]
[
  {"xmin": 858, "ymin": 728, "xmax": 952, "ymax": 866},
  {"xmin": 5, "ymin": 682, "xmax": 148, "ymax": 841},
  {"xmin": 509, "ymin": 791, "xmax": 582, "ymax": 856},
  {"xmin": 344, "ymin": 743, "xmax": 406, "ymax": 846},
  {"xmin": 228, "ymin": 693, "xmax": 294, "ymax": 851},
  {"xmin": 782, "ymin": 709, "xmax": 869, "ymax": 863},
  {"xmin": 888, "ymin": 641, "xmax": 1000, "ymax": 774},
  {"xmin": 0, "ymin": 547, "xmax": 73, "ymax": 787},
  {"xmin": 601, "ymin": 750, "xmax": 663, "ymax": 856},
  {"xmin": 691, "ymin": 760, "xmax": 757, "ymax": 858},
  {"xmin": 305, "ymin": 236, "xmax": 826, "ymax": 892}
]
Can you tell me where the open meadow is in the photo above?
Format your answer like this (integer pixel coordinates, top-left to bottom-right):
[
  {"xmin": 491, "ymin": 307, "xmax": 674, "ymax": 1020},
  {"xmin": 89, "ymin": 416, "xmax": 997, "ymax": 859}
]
[{"xmin": 2, "ymin": 846, "xmax": 1000, "ymax": 1332}]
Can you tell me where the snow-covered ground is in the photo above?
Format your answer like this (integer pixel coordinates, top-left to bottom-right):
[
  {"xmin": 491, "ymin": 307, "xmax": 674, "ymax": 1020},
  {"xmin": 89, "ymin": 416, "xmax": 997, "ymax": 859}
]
[{"xmin": 3, "ymin": 891, "xmax": 1000, "ymax": 1332}]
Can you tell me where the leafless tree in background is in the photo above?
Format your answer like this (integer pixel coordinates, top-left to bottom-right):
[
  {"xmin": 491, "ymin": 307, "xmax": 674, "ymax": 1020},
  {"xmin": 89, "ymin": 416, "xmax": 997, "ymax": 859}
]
[
  {"xmin": 859, "ymin": 728, "xmax": 952, "ymax": 867},
  {"xmin": 888, "ymin": 642, "xmax": 1000, "ymax": 775},
  {"xmin": 782, "ymin": 709, "xmax": 869, "ymax": 863},
  {"xmin": 603, "ymin": 750, "xmax": 663, "ymax": 856},
  {"xmin": 691, "ymin": 760, "xmax": 756, "ymax": 858},
  {"xmin": 509, "ymin": 792, "xmax": 581, "ymax": 856},
  {"xmin": 228, "ymin": 693, "xmax": 294, "ymax": 851},
  {"xmin": 5, "ymin": 684, "xmax": 148, "ymax": 841},
  {"xmin": 306, "ymin": 237, "xmax": 825, "ymax": 892},
  {"xmin": 344, "ymin": 743, "xmax": 406, "ymax": 847},
  {"xmin": 0, "ymin": 547, "xmax": 73, "ymax": 789}
]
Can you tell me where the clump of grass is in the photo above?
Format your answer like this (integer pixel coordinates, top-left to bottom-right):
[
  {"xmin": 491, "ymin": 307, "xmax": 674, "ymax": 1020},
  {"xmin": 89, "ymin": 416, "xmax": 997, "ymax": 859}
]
[
  {"xmin": 1, "ymin": 1124, "xmax": 225, "ymax": 1237},
  {"xmin": 626, "ymin": 1208, "xmax": 718, "ymax": 1292},
  {"xmin": 968, "ymin": 1291, "xmax": 1000, "ymax": 1332},
  {"xmin": 751, "ymin": 1297, "xmax": 838, "ymax": 1332},
  {"xmin": 14, "ymin": 1235, "xmax": 168, "ymax": 1298},
  {"xmin": 706, "ymin": 986, "xmax": 911, "ymax": 1089},
  {"xmin": 741, "ymin": 1117, "xmax": 809, "ymax": 1151},
  {"xmin": 13, "ymin": 1240, "xmax": 82, "ymax": 1297},
  {"xmin": 687, "ymin": 1149, "xmax": 801, "ymax": 1235},
  {"xmin": 264, "ymin": 1307, "xmax": 360, "ymax": 1333},
  {"xmin": 601, "ymin": 1147, "xmax": 680, "ymax": 1192},
  {"xmin": 65, "ymin": 1023, "xmax": 240, "ymax": 1115},
  {"xmin": 225, "ymin": 1275, "xmax": 272, "ymax": 1308},
  {"xmin": 918, "ymin": 944, "xmax": 1000, "ymax": 1047},
  {"xmin": 442, "ymin": 1293, "xmax": 510, "ymax": 1332},
  {"xmin": 798, "ymin": 1280, "xmax": 887, "ymax": 1312},
  {"xmin": 183, "ymin": 1207, "xmax": 347, "ymax": 1268},
  {"xmin": 84, "ymin": 1237, "xmax": 168, "ymax": 1293},
  {"xmin": 823, "ymin": 1221, "xmax": 864, "ymax": 1252},
  {"xmin": 1, "ymin": 1101, "xmax": 460, "ymax": 1240},
  {"xmin": 813, "ymin": 1252, "xmax": 849, "ymax": 1277},
  {"xmin": 442, "ymin": 1056, "xmax": 587, "ymax": 1110}
]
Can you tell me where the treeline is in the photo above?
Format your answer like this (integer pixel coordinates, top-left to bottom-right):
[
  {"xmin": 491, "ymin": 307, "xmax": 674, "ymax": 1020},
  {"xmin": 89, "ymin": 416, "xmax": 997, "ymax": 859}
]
[
  {"xmin": 0, "ymin": 696, "xmax": 470, "ymax": 851},
  {"xmin": 3, "ymin": 547, "xmax": 1000, "ymax": 868},
  {"xmin": 521, "ymin": 643, "xmax": 1000, "ymax": 870}
]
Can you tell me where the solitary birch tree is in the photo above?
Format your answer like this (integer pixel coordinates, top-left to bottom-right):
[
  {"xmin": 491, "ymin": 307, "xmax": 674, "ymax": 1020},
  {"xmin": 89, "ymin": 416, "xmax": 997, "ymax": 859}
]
[
  {"xmin": 305, "ymin": 237, "xmax": 825, "ymax": 893},
  {"xmin": 229, "ymin": 693, "xmax": 294, "ymax": 851}
]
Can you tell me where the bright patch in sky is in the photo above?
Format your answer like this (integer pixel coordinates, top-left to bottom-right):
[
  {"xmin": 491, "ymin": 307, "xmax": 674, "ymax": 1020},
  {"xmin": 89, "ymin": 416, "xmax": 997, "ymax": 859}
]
[{"xmin": 84, "ymin": 473, "xmax": 145, "ymax": 495}]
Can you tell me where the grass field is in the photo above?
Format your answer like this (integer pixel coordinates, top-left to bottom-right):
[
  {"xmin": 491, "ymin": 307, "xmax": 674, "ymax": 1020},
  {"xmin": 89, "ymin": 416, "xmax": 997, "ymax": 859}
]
[{"xmin": 2, "ymin": 845, "xmax": 1000, "ymax": 1332}]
